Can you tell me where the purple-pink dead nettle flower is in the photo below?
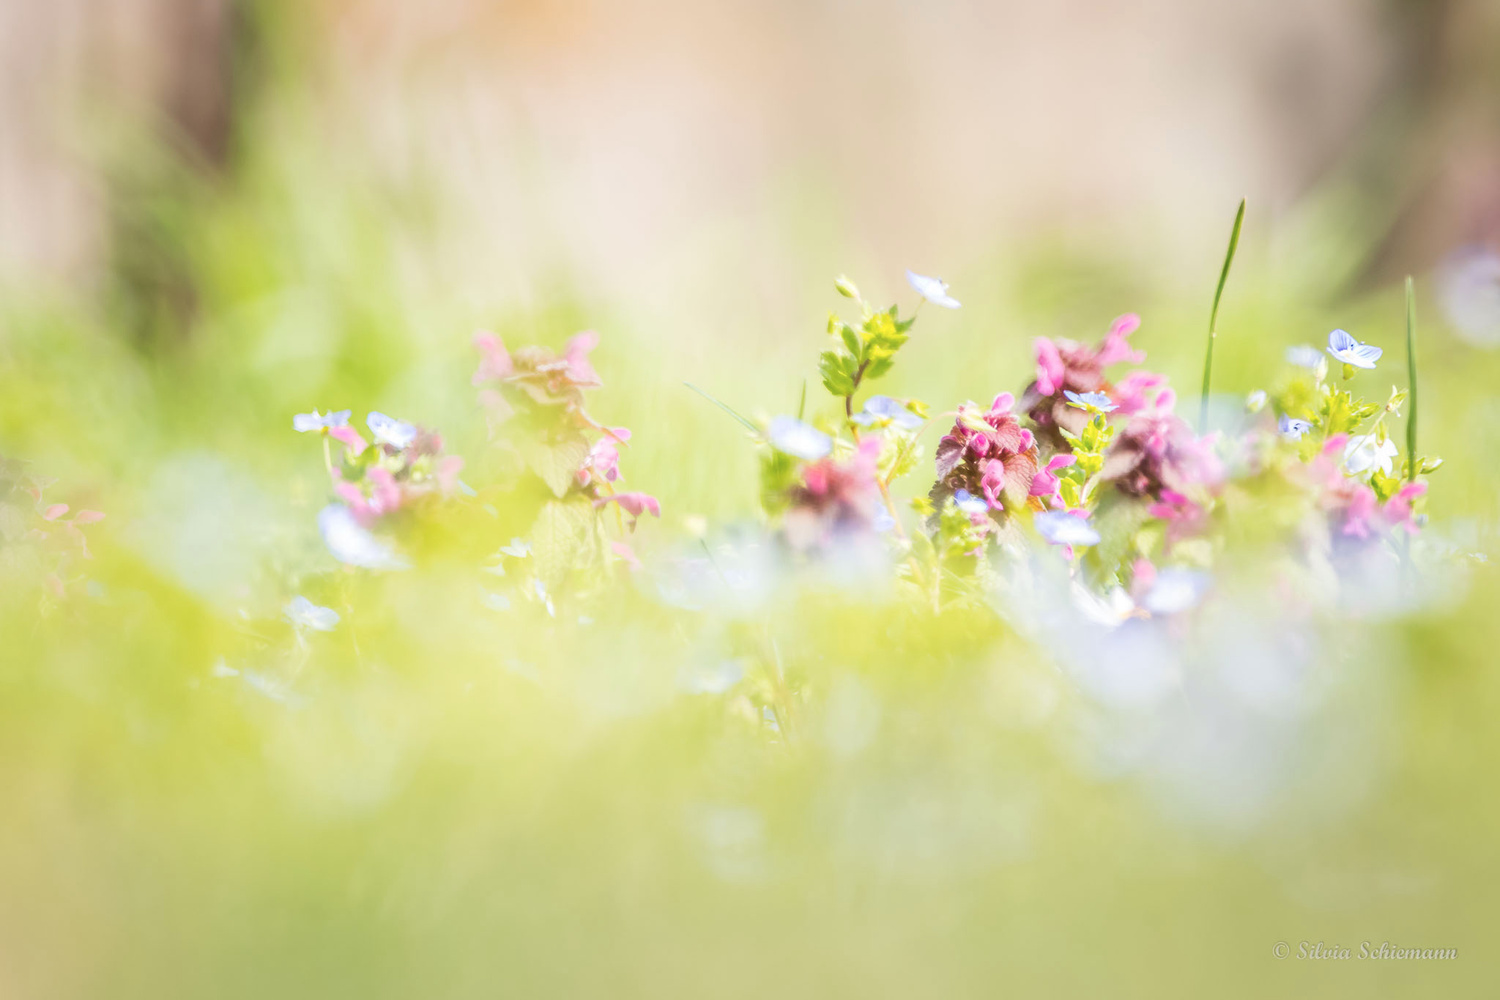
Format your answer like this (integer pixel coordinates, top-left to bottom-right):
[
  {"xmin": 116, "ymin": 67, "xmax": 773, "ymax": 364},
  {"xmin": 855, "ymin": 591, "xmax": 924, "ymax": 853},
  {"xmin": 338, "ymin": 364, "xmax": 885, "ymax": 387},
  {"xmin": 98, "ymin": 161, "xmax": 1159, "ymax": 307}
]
[
  {"xmin": 1023, "ymin": 314, "xmax": 1145, "ymax": 446},
  {"xmin": 596, "ymin": 491, "xmax": 661, "ymax": 529},
  {"xmin": 1383, "ymin": 481, "xmax": 1427, "ymax": 535},
  {"xmin": 1110, "ymin": 372, "xmax": 1171, "ymax": 417},
  {"xmin": 578, "ymin": 438, "xmax": 623, "ymax": 487},
  {"xmin": 472, "ymin": 331, "xmax": 514, "ymax": 384},
  {"xmin": 932, "ymin": 393, "xmax": 1041, "ymax": 517},
  {"xmin": 1028, "ymin": 454, "xmax": 1076, "ymax": 500},
  {"xmin": 782, "ymin": 437, "xmax": 885, "ymax": 548},
  {"xmin": 1100, "ymin": 398, "xmax": 1223, "ymax": 500}
]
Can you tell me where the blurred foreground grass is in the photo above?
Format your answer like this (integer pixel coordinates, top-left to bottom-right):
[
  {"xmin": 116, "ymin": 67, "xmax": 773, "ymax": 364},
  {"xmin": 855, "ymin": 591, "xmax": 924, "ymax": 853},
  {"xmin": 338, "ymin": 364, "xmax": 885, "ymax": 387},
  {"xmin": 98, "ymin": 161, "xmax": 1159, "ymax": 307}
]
[{"xmin": 2, "ymin": 25, "xmax": 1500, "ymax": 999}]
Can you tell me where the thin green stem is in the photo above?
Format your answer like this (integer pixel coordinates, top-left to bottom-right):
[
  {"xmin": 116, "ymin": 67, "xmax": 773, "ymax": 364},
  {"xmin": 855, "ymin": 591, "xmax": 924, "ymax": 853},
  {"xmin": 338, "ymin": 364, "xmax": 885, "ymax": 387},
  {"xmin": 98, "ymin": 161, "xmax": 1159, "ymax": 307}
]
[{"xmin": 1199, "ymin": 198, "xmax": 1246, "ymax": 432}]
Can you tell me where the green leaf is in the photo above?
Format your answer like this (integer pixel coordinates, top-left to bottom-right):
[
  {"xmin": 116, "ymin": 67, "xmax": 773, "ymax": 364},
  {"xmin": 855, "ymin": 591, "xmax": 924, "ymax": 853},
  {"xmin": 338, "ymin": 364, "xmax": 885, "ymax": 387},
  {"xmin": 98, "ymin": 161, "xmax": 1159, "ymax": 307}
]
[
  {"xmin": 521, "ymin": 436, "xmax": 590, "ymax": 497},
  {"xmin": 531, "ymin": 497, "xmax": 595, "ymax": 587},
  {"xmin": 819, "ymin": 350, "xmax": 857, "ymax": 396},
  {"xmin": 840, "ymin": 324, "xmax": 863, "ymax": 360}
]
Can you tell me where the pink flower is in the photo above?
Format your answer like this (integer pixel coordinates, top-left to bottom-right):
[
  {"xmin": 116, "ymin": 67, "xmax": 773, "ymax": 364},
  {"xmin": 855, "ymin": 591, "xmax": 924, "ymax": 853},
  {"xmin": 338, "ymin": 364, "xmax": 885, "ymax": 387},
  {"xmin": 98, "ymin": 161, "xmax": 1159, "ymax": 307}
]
[
  {"xmin": 610, "ymin": 540, "xmax": 642, "ymax": 569},
  {"xmin": 475, "ymin": 331, "xmax": 604, "ymax": 408},
  {"xmin": 1383, "ymin": 481, "xmax": 1427, "ymax": 534},
  {"xmin": 562, "ymin": 332, "xmax": 602, "ymax": 387},
  {"xmin": 578, "ymin": 438, "xmax": 623, "ymax": 487},
  {"xmin": 1101, "ymin": 408, "xmax": 1223, "ymax": 499},
  {"xmin": 436, "ymin": 456, "xmax": 465, "ymax": 494},
  {"xmin": 1034, "ymin": 338, "xmax": 1066, "ymax": 396},
  {"xmin": 780, "ymin": 437, "xmax": 885, "ymax": 546},
  {"xmin": 42, "ymin": 503, "xmax": 68, "ymax": 521},
  {"xmin": 472, "ymin": 331, "xmax": 514, "ymax": 384},
  {"xmin": 329, "ymin": 425, "xmax": 368, "ymax": 456},
  {"xmin": 595, "ymin": 491, "xmax": 661, "ymax": 528},
  {"xmin": 1028, "ymin": 454, "xmax": 1076, "ymax": 499},
  {"xmin": 1146, "ymin": 489, "xmax": 1209, "ymax": 546},
  {"xmin": 1110, "ymin": 371, "xmax": 1171, "ymax": 417},
  {"xmin": 1339, "ymin": 484, "xmax": 1380, "ymax": 539},
  {"xmin": 1022, "ymin": 314, "xmax": 1147, "ymax": 446},
  {"xmin": 933, "ymin": 394, "xmax": 1041, "ymax": 516},
  {"xmin": 1095, "ymin": 314, "xmax": 1145, "ymax": 366}
]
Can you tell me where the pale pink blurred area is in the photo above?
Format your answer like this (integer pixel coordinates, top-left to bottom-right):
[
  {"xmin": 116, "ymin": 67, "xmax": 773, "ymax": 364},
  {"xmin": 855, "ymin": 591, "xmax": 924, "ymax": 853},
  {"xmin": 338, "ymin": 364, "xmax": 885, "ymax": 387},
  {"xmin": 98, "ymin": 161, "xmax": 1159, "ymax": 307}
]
[{"xmin": 2, "ymin": 0, "xmax": 1497, "ymax": 314}]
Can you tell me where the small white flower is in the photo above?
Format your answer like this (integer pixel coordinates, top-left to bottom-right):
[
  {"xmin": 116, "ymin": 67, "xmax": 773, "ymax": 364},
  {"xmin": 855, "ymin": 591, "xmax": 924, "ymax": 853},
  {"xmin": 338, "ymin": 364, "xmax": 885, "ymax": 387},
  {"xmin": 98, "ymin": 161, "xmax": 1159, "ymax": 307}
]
[
  {"xmin": 283, "ymin": 595, "xmax": 340, "ymax": 632},
  {"xmin": 767, "ymin": 417, "xmax": 832, "ymax": 461},
  {"xmin": 1278, "ymin": 414, "xmax": 1312, "ymax": 439},
  {"xmin": 498, "ymin": 537, "xmax": 531, "ymax": 558},
  {"xmin": 367, "ymin": 411, "xmax": 418, "ymax": 449},
  {"xmin": 1245, "ymin": 389, "xmax": 1267, "ymax": 413},
  {"xmin": 318, "ymin": 504, "xmax": 409, "ymax": 570},
  {"xmin": 1064, "ymin": 390, "xmax": 1117, "ymax": 412},
  {"xmin": 1070, "ymin": 582, "xmax": 1135, "ymax": 627},
  {"xmin": 1344, "ymin": 434, "xmax": 1397, "ymax": 476},
  {"xmin": 1326, "ymin": 329, "xmax": 1382, "ymax": 369},
  {"xmin": 850, "ymin": 395, "xmax": 923, "ymax": 430},
  {"xmin": 1034, "ymin": 510, "xmax": 1101, "ymax": 547},
  {"xmin": 906, "ymin": 270, "xmax": 961, "ymax": 309},
  {"xmin": 1285, "ymin": 345, "xmax": 1324, "ymax": 371},
  {"xmin": 293, "ymin": 409, "xmax": 351, "ymax": 433},
  {"xmin": 1142, "ymin": 569, "xmax": 1210, "ymax": 616}
]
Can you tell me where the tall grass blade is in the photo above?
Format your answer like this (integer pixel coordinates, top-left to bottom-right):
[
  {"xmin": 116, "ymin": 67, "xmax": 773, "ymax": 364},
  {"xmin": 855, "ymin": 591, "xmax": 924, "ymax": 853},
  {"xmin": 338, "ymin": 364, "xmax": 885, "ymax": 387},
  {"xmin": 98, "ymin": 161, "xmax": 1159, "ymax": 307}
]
[
  {"xmin": 684, "ymin": 381, "xmax": 759, "ymax": 433},
  {"xmin": 1199, "ymin": 198, "xmax": 1246, "ymax": 431},
  {"xmin": 1406, "ymin": 275, "xmax": 1418, "ymax": 482}
]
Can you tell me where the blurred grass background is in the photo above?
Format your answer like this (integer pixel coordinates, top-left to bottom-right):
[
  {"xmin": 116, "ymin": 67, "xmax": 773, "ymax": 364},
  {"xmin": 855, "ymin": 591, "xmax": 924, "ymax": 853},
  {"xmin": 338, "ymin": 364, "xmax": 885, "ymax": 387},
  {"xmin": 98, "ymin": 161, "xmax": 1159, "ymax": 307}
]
[{"xmin": 2, "ymin": 0, "xmax": 1500, "ymax": 996}]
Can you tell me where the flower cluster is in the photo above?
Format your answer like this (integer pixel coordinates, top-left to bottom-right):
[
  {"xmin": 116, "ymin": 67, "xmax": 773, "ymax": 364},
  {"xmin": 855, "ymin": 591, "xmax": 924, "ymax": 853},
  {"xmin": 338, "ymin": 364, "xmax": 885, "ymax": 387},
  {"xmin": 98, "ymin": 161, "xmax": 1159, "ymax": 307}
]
[
  {"xmin": 295, "ymin": 408, "xmax": 465, "ymax": 568},
  {"xmin": 1022, "ymin": 314, "xmax": 1145, "ymax": 446},
  {"xmin": 468, "ymin": 329, "xmax": 657, "ymax": 539}
]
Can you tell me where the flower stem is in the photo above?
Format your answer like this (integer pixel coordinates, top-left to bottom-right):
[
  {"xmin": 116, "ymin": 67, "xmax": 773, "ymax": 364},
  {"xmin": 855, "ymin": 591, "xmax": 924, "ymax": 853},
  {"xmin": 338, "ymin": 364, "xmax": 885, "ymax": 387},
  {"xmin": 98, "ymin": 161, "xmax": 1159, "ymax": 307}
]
[
  {"xmin": 1198, "ymin": 198, "xmax": 1246, "ymax": 432},
  {"xmin": 322, "ymin": 435, "xmax": 335, "ymax": 478}
]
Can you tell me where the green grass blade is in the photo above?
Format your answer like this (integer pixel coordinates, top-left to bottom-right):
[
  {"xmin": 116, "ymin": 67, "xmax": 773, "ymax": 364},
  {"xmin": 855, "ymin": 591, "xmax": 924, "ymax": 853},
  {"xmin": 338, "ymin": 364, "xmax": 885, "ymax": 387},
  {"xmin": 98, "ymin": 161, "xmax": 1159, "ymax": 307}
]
[
  {"xmin": 1199, "ymin": 198, "xmax": 1246, "ymax": 431},
  {"xmin": 684, "ymin": 382, "xmax": 759, "ymax": 433},
  {"xmin": 797, "ymin": 378, "xmax": 807, "ymax": 421},
  {"xmin": 1406, "ymin": 276, "xmax": 1418, "ymax": 482}
]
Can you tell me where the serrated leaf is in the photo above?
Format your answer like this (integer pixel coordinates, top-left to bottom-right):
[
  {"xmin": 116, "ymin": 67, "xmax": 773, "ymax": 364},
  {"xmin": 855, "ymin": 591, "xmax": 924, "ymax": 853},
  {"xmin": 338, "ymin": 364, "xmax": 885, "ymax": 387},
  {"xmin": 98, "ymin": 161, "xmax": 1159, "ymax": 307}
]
[
  {"xmin": 521, "ymin": 436, "xmax": 590, "ymax": 497},
  {"xmin": 531, "ymin": 498, "xmax": 595, "ymax": 587}
]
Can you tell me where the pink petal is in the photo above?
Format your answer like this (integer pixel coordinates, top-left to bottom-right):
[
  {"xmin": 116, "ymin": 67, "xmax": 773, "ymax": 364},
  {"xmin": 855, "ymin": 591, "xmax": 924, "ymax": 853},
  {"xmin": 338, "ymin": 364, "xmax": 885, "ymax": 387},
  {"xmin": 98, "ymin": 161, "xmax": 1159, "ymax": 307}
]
[
  {"xmin": 329, "ymin": 425, "xmax": 368, "ymax": 456},
  {"xmin": 437, "ymin": 456, "xmax": 465, "ymax": 493},
  {"xmin": 1034, "ymin": 338, "xmax": 1065, "ymax": 396},
  {"xmin": 610, "ymin": 540, "xmax": 642, "ymax": 569},
  {"xmin": 472, "ymin": 330, "xmax": 513, "ymax": 384},
  {"xmin": 72, "ymin": 510, "xmax": 105, "ymax": 524},
  {"xmin": 42, "ymin": 504, "xmax": 68, "ymax": 521}
]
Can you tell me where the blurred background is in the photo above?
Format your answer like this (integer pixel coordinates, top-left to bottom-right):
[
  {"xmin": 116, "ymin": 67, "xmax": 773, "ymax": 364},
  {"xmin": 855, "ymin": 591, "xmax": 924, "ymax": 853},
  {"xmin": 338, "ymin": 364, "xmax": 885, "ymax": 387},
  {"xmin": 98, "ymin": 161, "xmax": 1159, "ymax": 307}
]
[
  {"xmin": 4, "ymin": 0, "xmax": 1500, "ymax": 519},
  {"xmin": 3, "ymin": 1, "xmax": 1500, "ymax": 997}
]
